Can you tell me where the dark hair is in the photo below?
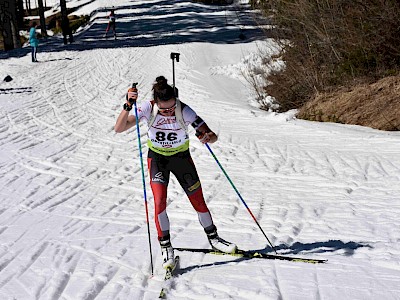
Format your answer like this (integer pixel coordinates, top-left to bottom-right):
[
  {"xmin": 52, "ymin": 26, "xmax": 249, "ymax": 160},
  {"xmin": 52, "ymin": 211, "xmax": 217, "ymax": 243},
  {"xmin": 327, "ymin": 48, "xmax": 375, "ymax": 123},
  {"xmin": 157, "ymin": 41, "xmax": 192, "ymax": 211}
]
[
  {"xmin": 32, "ymin": 22, "xmax": 37, "ymax": 26},
  {"xmin": 153, "ymin": 76, "xmax": 176, "ymax": 101}
]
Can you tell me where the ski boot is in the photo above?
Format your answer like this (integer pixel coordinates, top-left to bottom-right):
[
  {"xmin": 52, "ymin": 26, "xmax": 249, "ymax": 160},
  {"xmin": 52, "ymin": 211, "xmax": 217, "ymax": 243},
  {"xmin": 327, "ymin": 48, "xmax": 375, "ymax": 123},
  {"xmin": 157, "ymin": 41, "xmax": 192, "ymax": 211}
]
[
  {"xmin": 160, "ymin": 235, "xmax": 175, "ymax": 269},
  {"xmin": 205, "ymin": 225, "xmax": 237, "ymax": 253}
]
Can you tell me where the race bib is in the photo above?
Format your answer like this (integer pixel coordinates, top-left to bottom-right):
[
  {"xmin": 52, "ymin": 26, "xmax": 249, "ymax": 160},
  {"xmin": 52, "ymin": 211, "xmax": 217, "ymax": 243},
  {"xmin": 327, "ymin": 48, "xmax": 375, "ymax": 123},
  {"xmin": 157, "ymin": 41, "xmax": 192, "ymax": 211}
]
[{"xmin": 147, "ymin": 115, "xmax": 189, "ymax": 155}]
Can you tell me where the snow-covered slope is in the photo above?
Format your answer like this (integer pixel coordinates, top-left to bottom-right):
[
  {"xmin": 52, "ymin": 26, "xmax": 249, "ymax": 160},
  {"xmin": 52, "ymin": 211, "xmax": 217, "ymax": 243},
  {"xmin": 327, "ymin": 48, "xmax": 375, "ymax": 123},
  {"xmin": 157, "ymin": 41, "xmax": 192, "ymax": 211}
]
[{"xmin": 1, "ymin": 1, "xmax": 400, "ymax": 299}]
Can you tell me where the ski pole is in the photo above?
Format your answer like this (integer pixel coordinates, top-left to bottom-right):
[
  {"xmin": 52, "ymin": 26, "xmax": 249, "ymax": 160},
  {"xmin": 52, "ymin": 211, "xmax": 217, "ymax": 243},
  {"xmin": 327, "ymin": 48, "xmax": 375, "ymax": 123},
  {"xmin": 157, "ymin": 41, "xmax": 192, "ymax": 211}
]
[
  {"xmin": 130, "ymin": 82, "xmax": 154, "ymax": 275},
  {"xmin": 198, "ymin": 136, "xmax": 277, "ymax": 254},
  {"xmin": 170, "ymin": 52, "xmax": 180, "ymax": 97}
]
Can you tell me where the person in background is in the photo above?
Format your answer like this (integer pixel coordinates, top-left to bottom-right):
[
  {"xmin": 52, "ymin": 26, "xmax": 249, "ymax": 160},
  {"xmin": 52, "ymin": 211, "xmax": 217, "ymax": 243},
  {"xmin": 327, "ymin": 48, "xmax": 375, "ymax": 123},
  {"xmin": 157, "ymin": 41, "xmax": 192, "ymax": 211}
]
[
  {"xmin": 29, "ymin": 22, "xmax": 39, "ymax": 62},
  {"xmin": 104, "ymin": 9, "xmax": 116, "ymax": 39},
  {"xmin": 114, "ymin": 76, "xmax": 237, "ymax": 269}
]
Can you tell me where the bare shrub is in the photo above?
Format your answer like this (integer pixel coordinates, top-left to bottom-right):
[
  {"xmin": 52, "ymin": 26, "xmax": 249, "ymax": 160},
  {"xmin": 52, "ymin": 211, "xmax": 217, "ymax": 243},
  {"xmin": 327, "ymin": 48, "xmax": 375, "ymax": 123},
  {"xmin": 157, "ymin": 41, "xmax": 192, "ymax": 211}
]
[
  {"xmin": 260, "ymin": 0, "xmax": 400, "ymax": 112},
  {"xmin": 241, "ymin": 43, "xmax": 283, "ymax": 110}
]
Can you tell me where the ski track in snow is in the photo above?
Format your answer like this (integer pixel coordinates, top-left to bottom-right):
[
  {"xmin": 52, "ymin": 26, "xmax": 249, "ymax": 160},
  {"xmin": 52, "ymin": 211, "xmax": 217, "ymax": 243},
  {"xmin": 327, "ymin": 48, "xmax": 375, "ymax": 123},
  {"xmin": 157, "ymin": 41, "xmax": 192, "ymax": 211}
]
[{"xmin": 1, "ymin": 0, "xmax": 400, "ymax": 299}]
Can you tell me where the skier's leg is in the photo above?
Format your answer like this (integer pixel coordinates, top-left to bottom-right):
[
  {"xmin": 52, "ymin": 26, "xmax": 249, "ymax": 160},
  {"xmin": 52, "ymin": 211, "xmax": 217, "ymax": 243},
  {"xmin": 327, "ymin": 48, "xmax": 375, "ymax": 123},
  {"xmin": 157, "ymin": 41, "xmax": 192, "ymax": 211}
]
[
  {"xmin": 147, "ymin": 156, "xmax": 170, "ymax": 239},
  {"xmin": 171, "ymin": 152, "xmax": 214, "ymax": 230},
  {"xmin": 104, "ymin": 23, "xmax": 111, "ymax": 37},
  {"xmin": 172, "ymin": 151, "xmax": 237, "ymax": 253},
  {"xmin": 148, "ymin": 153, "xmax": 175, "ymax": 268}
]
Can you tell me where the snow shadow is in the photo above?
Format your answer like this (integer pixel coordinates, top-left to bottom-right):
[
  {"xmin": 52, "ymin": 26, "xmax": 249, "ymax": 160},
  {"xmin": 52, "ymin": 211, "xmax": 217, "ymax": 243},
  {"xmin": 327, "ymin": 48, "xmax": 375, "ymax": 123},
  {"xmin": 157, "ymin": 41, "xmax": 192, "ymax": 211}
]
[
  {"xmin": 264, "ymin": 240, "xmax": 372, "ymax": 256},
  {"xmin": 0, "ymin": 87, "xmax": 33, "ymax": 94},
  {"xmin": 178, "ymin": 257, "xmax": 247, "ymax": 275},
  {"xmin": 1, "ymin": 1, "xmax": 271, "ymax": 58},
  {"xmin": 0, "ymin": 47, "xmax": 31, "ymax": 59},
  {"xmin": 176, "ymin": 239, "xmax": 371, "ymax": 273},
  {"xmin": 42, "ymin": 57, "xmax": 73, "ymax": 62},
  {"xmin": 68, "ymin": 2, "xmax": 268, "ymax": 51}
]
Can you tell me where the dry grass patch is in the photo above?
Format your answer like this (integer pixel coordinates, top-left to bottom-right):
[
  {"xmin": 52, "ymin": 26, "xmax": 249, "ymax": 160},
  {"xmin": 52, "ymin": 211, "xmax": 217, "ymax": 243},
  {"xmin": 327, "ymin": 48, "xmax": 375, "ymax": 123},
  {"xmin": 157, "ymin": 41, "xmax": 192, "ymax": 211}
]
[{"xmin": 297, "ymin": 75, "xmax": 400, "ymax": 131}]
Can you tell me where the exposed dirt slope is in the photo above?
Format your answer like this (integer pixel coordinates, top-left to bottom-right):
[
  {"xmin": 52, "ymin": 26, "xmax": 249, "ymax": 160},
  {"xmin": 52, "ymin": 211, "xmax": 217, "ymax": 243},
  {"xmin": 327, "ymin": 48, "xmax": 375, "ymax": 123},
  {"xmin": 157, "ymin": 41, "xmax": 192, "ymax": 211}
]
[{"xmin": 297, "ymin": 75, "xmax": 400, "ymax": 131}]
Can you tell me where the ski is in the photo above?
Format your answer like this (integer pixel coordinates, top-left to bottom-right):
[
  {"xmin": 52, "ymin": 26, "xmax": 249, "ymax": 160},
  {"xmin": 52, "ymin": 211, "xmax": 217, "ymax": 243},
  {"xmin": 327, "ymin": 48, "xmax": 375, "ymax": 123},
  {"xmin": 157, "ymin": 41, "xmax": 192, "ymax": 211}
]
[
  {"xmin": 174, "ymin": 248, "xmax": 327, "ymax": 264},
  {"xmin": 159, "ymin": 256, "xmax": 180, "ymax": 299}
]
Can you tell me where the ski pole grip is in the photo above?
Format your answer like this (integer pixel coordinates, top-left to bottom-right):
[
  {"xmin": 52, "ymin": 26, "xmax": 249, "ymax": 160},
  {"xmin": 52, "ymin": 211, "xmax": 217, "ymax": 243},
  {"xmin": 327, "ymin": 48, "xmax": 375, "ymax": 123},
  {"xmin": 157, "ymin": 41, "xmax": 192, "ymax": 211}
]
[
  {"xmin": 128, "ymin": 82, "xmax": 138, "ymax": 105},
  {"xmin": 170, "ymin": 52, "xmax": 180, "ymax": 62}
]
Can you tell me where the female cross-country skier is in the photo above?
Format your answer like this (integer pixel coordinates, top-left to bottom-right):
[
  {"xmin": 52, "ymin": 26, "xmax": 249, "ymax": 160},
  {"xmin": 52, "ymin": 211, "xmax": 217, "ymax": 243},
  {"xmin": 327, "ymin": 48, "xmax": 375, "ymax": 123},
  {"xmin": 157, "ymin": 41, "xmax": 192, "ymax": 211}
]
[
  {"xmin": 114, "ymin": 76, "xmax": 237, "ymax": 269},
  {"xmin": 104, "ymin": 9, "xmax": 116, "ymax": 39}
]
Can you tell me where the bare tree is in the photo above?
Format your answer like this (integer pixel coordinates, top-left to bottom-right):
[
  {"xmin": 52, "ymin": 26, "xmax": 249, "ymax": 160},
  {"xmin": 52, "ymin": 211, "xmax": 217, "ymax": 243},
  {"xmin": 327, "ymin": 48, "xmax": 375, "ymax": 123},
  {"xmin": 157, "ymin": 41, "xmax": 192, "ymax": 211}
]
[
  {"xmin": 0, "ymin": 0, "xmax": 21, "ymax": 50},
  {"xmin": 16, "ymin": 0, "xmax": 24, "ymax": 28},
  {"xmin": 257, "ymin": 0, "xmax": 400, "ymax": 112},
  {"xmin": 37, "ymin": 0, "xmax": 47, "ymax": 37},
  {"xmin": 60, "ymin": 0, "xmax": 73, "ymax": 44},
  {"xmin": 25, "ymin": 0, "xmax": 31, "ymax": 15}
]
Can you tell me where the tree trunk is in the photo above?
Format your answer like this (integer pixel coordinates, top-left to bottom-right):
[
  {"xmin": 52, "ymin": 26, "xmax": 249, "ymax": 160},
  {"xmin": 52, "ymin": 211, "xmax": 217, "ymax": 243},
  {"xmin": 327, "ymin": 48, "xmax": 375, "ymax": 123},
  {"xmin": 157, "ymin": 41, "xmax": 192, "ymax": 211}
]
[
  {"xmin": 11, "ymin": 17, "xmax": 21, "ymax": 48},
  {"xmin": 16, "ymin": 0, "xmax": 25, "ymax": 28},
  {"xmin": 0, "ymin": 0, "xmax": 21, "ymax": 50},
  {"xmin": 37, "ymin": 0, "xmax": 47, "ymax": 37},
  {"xmin": 60, "ymin": 0, "xmax": 73, "ymax": 44},
  {"xmin": 26, "ymin": 0, "xmax": 31, "ymax": 15}
]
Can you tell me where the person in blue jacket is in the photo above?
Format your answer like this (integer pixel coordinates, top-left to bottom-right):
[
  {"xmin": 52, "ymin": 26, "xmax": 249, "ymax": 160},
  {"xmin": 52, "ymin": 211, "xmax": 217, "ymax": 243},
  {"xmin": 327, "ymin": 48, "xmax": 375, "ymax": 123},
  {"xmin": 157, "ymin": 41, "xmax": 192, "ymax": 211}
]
[{"xmin": 29, "ymin": 22, "xmax": 39, "ymax": 62}]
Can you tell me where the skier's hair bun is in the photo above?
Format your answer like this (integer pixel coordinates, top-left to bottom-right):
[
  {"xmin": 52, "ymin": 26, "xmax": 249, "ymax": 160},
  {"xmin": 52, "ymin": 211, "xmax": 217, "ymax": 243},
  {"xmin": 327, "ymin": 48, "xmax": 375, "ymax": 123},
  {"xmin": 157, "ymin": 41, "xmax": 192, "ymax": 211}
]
[
  {"xmin": 153, "ymin": 76, "xmax": 175, "ymax": 101},
  {"xmin": 155, "ymin": 76, "xmax": 168, "ymax": 87}
]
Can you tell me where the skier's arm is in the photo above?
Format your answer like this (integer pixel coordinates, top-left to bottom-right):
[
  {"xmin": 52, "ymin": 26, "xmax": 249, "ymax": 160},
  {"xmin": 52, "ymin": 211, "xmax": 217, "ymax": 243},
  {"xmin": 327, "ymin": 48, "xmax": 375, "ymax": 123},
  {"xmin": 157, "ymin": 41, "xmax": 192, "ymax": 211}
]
[
  {"xmin": 114, "ymin": 109, "xmax": 136, "ymax": 133},
  {"xmin": 196, "ymin": 123, "xmax": 218, "ymax": 144},
  {"xmin": 115, "ymin": 88, "xmax": 138, "ymax": 133},
  {"xmin": 185, "ymin": 106, "xmax": 217, "ymax": 144}
]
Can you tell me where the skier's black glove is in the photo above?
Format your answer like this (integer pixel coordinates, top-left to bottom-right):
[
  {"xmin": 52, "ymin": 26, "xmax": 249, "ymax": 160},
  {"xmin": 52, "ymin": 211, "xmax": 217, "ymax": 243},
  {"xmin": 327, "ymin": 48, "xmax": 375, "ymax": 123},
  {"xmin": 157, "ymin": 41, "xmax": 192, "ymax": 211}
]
[
  {"xmin": 123, "ymin": 103, "xmax": 132, "ymax": 111},
  {"xmin": 123, "ymin": 86, "xmax": 138, "ymax": 111}
]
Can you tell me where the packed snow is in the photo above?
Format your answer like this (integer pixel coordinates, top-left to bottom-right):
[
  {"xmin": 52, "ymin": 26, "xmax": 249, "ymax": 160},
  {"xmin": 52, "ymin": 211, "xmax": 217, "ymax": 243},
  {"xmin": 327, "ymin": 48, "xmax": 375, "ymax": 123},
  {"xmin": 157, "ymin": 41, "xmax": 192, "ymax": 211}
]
[{"xmin": 1, "ymin": 0, "xmax": 400, "ymax": 299}]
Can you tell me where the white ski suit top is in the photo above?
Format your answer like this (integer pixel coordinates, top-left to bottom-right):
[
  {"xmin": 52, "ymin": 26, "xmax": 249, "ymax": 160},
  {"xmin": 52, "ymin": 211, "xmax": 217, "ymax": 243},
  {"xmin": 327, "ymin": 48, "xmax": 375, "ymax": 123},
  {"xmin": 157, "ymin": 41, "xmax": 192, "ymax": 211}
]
[{"xmin": 131, "ymin": 100, "xmax": 204, "ymax": 156}]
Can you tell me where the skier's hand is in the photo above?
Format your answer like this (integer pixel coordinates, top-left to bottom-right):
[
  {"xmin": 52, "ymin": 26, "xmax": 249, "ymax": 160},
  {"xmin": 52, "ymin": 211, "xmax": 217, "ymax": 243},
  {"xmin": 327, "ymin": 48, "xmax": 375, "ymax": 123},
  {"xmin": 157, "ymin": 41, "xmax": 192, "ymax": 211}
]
[
  {"xmin": 126, "ymin": 87, "xmax": 138, "ymax": 105},
  {"xmin": 196, "ymin": 131, "xmax": 211, "ymax": 144}
]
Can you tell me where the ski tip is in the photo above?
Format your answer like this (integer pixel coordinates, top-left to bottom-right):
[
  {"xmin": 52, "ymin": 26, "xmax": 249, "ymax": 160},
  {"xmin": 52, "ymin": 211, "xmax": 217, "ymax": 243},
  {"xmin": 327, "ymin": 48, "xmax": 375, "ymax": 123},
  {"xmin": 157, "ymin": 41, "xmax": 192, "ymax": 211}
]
[{"xmin": 159, "ymin": 288, "xmax": 166, "ymax": 299}]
